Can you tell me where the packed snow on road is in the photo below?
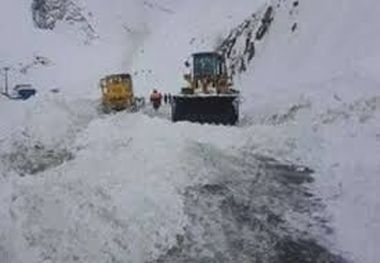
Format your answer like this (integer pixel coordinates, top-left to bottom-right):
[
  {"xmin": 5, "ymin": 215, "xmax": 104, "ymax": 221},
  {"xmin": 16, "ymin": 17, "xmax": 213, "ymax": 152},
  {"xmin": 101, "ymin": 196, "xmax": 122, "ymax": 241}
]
[{"xmin": 0, "ymin": 0, "xmax": 379, "ymax": 262}]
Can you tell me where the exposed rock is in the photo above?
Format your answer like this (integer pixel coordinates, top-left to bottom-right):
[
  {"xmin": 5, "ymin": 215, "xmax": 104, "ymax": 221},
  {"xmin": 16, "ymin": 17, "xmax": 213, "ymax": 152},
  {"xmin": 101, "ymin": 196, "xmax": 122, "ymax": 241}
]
[
  {"xmin": 216, "ymin": 5, "xmax": 275, "ymax": 78},
  {"xmin": 31, "ymin": 0, "xmax": 97, "ymax": 43}
]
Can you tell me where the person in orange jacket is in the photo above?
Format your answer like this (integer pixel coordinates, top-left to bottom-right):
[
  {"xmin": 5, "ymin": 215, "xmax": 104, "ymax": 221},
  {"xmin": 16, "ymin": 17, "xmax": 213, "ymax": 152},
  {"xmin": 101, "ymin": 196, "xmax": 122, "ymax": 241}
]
[{"xmin": 150, "ymin": 89, "xmax": 162, "ymax": 110}]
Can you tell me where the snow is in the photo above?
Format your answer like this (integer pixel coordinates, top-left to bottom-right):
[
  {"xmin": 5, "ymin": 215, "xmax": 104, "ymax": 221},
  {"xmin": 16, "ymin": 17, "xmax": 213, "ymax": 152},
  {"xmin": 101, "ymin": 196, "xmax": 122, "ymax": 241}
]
[
  {"xmin": 1, "ymin": 0, "xmax": 380, "ymax": 262},
  {"xmin": 1, "ymin": 108, "xmax": 248, "ymax": 262},
  {"xmin": 0, "ymin": 0, "xmax": 170, "ymax": 98},
  {"xmin": 239, "ymin": 0, "xmax": 380, "ymax": 262}
]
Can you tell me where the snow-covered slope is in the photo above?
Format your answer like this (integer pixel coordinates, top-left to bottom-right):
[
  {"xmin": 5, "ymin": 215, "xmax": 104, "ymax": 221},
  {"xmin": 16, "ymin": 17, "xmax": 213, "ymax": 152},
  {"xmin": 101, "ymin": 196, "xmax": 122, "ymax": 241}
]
[
  {"xmin": 242, "ymin": 0, "xmax": 379, "ymax": 116},
  {"xmin": 0, "ymin": 0, "xmax": 379, "ymax": 262},
  {"xmin": 239, "ymin": 0, "xmax": 380, "ymax": 262},
  {"xmin": 0, "ymin": 0, "xmax": 175, "ymax": 98}
]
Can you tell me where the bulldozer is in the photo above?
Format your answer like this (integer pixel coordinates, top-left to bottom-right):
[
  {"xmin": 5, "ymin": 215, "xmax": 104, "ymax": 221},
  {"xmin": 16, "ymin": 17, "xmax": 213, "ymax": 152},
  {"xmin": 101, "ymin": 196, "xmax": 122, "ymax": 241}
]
[
  {"xmin": 100, "ymin": 73, "xmax": 143, "ymax": 113},
  {"xmin": 171, "ymin": 52, "xmax": 239, "ymax": 125}
]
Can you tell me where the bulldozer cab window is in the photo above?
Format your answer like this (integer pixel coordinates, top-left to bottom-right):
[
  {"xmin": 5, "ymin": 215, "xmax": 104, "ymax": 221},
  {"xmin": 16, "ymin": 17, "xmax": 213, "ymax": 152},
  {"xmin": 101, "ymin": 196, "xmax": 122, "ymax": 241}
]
[{"xmin": 193, "ymin": 54, "xmax": 222, "ymax": 77}]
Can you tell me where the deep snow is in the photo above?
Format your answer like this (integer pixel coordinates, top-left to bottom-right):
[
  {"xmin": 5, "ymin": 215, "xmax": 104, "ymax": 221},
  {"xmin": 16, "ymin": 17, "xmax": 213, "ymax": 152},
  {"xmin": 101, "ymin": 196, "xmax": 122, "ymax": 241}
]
[
  {"xmin": 0, "ymin": 0, "xmax": 379, "ymax": 262},
  {"xmin": 240, "ymin": 0, "xmax": 380, "ymax": 262}
]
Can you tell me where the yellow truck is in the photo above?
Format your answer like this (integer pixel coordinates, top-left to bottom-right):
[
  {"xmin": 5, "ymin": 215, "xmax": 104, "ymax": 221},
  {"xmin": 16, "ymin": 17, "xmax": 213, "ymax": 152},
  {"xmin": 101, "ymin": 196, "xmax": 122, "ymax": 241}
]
[{"xmin": 100, "ymin": 73, "xmax": 138, "ymax": 112}]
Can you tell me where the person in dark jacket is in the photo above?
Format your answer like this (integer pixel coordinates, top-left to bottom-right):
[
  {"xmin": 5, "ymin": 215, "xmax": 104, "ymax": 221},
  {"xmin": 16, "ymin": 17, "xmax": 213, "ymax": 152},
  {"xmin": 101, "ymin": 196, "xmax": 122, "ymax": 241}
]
[{"xmin": 164, "ymin": 93, "xmax": 168, "ymax": 104}]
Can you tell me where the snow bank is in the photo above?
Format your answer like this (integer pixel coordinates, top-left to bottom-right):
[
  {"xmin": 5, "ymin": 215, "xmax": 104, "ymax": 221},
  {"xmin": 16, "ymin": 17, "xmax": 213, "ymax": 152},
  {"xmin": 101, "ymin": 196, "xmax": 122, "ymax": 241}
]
[
  {"xmin": 238, "ymin": 0, "xmax": 380, "ymax": 262},
  {"xmin": 1, "ymin": 110, "xmax": 248, "ymax": 262}
]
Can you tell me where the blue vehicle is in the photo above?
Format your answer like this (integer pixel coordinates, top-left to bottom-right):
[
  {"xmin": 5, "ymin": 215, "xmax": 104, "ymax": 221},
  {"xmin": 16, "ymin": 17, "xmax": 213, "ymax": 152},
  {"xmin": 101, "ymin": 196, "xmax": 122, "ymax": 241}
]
[
  {"xmin": 13, "ymin": 84, "xmax": 37, "ymax": 100},
  {"xmin": 1, "ymin": 84, "xmax": 37, "ymax": 100}
]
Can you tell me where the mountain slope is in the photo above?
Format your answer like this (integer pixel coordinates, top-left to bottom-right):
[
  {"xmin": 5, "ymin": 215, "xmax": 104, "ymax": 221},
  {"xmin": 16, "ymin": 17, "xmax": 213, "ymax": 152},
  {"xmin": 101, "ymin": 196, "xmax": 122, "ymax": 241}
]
[
  {"xmin": 0, "ymin": 0, "xmax": 175, "ymax": 98},
  {"xmin": 239, "ymin": 1, "xmax": 380, "ymax": 262}
]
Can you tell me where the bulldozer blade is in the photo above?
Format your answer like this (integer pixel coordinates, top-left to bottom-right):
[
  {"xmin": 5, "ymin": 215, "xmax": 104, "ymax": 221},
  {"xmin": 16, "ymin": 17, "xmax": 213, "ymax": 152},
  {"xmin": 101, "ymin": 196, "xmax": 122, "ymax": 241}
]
[{"xmin": 171, "ymin": 95, "xmax": 239, "ymax": 125}]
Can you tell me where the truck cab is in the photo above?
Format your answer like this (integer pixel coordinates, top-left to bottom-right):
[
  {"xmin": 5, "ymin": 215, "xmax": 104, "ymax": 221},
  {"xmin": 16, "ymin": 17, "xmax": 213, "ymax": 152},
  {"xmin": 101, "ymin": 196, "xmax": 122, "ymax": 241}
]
[{"xmin": 100, "ymin": 74, "xmax": 134, "ymax": 111}]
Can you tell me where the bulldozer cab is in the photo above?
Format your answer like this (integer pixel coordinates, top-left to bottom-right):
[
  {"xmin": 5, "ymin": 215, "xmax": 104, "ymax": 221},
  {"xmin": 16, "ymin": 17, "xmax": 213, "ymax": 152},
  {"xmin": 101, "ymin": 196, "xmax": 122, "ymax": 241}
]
[
  {"xmin": 100, "ymin": 74, "xmax": 134, "ymax": 111},
  {"xmin": 184, "ymin": 52, "xmax": 230, "ymax": 94},
  {"xmin": 193, "ymin": 52, "xmax": 226, "ymax": 78}
]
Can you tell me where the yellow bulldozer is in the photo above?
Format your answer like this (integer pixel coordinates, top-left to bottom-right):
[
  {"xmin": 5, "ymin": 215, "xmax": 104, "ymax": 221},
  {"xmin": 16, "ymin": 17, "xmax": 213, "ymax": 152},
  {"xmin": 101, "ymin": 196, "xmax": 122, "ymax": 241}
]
[
  {"xmin": 100, "ymin": 73, "xmax": 144, "ymax": 113},
  {"xmin": 171, "ymin": 52, "xmax": 239, "ymax": 125}
]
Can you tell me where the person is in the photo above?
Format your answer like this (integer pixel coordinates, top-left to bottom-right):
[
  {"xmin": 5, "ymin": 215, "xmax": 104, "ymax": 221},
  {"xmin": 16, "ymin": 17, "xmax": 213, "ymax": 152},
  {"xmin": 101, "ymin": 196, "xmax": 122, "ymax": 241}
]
[
  {"xmin": 168, "ymin": 93, "xmax": 173, "ymax": 104},
  {"xmin": 150, "ymin": 89, "xmax": 162, "ymax": 110},
  {"xmin": 164, "ymin": 93, "xmax": 168, "ymax": 104}
]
